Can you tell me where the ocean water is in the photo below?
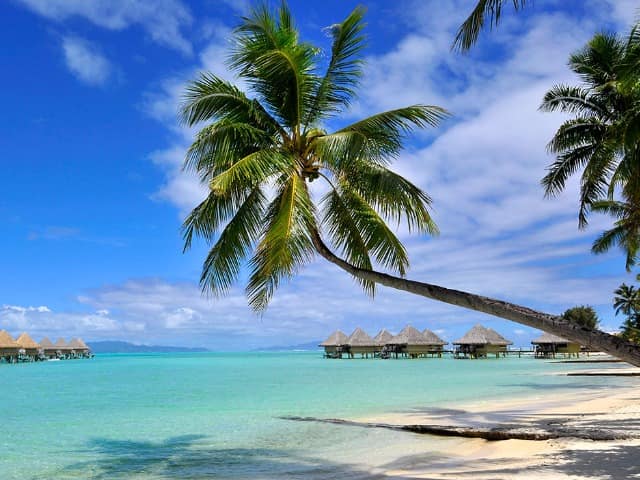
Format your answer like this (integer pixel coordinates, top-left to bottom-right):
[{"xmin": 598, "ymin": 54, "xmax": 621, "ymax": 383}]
[{"xmin": 0, "ymin": 352, "xmax": 635, "ymax": 479}]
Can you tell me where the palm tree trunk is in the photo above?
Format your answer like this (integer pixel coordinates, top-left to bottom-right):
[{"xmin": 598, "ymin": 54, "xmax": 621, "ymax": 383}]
[{"xmin": 311, "ymin": 230, "xmax": 640, "ymax": 367}]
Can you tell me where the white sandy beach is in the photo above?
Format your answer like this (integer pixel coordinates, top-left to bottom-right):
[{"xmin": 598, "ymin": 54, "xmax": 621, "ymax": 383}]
[{"xmin": 353, "ymin": 369, "xmax": 640, "ymax": 479}]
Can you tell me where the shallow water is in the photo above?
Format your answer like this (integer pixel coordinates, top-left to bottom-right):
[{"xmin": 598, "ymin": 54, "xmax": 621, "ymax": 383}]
[{"xmin": 0, "ymin": 352, "xmax": 635, "ymax": 479}]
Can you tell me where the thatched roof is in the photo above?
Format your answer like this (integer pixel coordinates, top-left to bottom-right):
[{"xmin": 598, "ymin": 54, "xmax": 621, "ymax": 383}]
[
  {"xmin": 68, "ymin": 338, "xmax": 90, "ymax": 350},
  {"xmin": 373, "ymin": 329, "xmax": 394, "ymax": 346},
  {"xmin": 319, "ymin": 330, "xmax": 348, "ymax": 346},
  {"xmin": 531, "ymin": 332, "xmax": 574, "ymax": 345},
  {"xmin": 422, "ymin": 328, "xmax": 447, "ymax": 346},
  {"xmin": 454, "ymin": 324, "xmax": 513, "ymax": 346},
  {"xmin": 40, "ymin": 337, "xmax": 55, "ymax": 349},
  {"xmin": 0, "ymin": 330, "xmax": 19, "ymax": 349},
  {"xmin": 485, "ymin": 327, "xmax": 513, "ymax": 346},
  {"xmin": 16, "ymin": 332, "xmax": 40, "ymax": 349},
  {"xmin": 347, "ymin": 327, "xmax": 376, "ymax": 347},
  {"xmin": 389, "ymin": 325, "xmax": 441, "ymax": 345},
  {"xmin": 54, "ymin": 338, "xmax": 72, "ymax": 350}
]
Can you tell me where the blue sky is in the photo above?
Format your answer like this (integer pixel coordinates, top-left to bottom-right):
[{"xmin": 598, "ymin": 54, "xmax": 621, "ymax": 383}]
[{"xmin": 1, "ymin": 0, "xmax": 638, "ymax": 349}]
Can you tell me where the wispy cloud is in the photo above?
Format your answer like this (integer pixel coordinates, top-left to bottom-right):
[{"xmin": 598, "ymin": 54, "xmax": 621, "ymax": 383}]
[
  {"xmin": 27, "ymin": 226, "xmax": 80, "ymax": 241},
  {"xmin": 16, "ymin": 0, "xmax": 194, "ymax": 55},
  {"xmin": 27, "ymin": 225, "xmax": 126, "ymax": 247},
  {"xmin": 61, "ymin": 36, "xmax": 112, "ymax": 86}
]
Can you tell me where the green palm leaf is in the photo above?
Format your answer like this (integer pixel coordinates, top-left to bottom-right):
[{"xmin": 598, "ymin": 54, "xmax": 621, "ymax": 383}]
[
  {"xmin": 196, "ymin": 187, "xmax": 267, "ymax": 296},
  {"xmin": 306, "ymin": 6, "xmax": 366, "ymax": 123},
  {"xmin": 453, "ymin": 0, "xmax": 527, "ymax": 52},
  {"xmin": 313, "ymin": 105, "xmax": 449, "ymax": 170},
  {"xmin": 246, "ymin": 175, "xmax": 316, "ymax": 311}
]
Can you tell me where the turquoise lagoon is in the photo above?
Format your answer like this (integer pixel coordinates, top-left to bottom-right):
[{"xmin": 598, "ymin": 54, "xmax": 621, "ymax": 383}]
[{"xmin": 1, "ymin": 352, "xmax": 635, "ymax": 479}]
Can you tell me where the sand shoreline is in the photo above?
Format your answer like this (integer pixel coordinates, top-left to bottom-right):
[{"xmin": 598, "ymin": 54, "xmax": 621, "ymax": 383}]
[{"xmin": 350, "ymin": 370, "xmax": 640, "ymax": 479}]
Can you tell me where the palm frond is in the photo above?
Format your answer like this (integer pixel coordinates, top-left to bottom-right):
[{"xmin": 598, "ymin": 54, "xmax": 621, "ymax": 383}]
[
  {"xmin": 184, "ymin": 120, "xmax": 274, "ymax": 181},
  {"xmin": 305, "ymin": 6, "xmax": 366, "ymax": 124},
  {"xmin": 337, "ymin": 162, "xmax": 438, "ymax": 234},
  {"xmin": 545, "ymin": 118, "xmax": 607, "ymax": 154},
  {"xmin": 541, "ymin": 144, "xmax": 598, "ymax": 198},
  {"xmin": 453, "ymin": 0, "xmax": 527, "ymax": 52},
  {"xmin": 570, "ymin": 32, "xmax": 626, "ymax": 88},
  {"xmin": 578, "ymin": 144, "xmax": 618, "ymax": 226},
  {"xmin": 246, "ymin": 175, "xmax": 316, "ymax": 311},
  {"xmin": 198, "ymin": 187, "xmax": 267, "ymax": 296},
  {"xmin": 591, "ymin": 199, "xmax": 630, "ymax": 219},
  {"xmin": 321, "ymin": 188, "xmax": 375, "ymax": 295},
  {"xmin": 313, "ymin": 105, "xmax": 449, "ymax": 169},
  {"xmin": 209, "ymin": 149, "xmax": 294, "ymax": 196},
  {"xmin": 180, "ymin": 73, "xmax": 282, "ymax": 134},
  {"xmin": 334, "ymin": 180, "xmax": 410, "ymax": 276},
  {"xmin": 182, "ymin": 184, "xmax": 254, "ymax": 251},
  {"xmin": 229, "ymin": 2, "xmax": 318, "ymax": 129},
  {"xmin": 539, "ymin": 85, "xmax": 609, "ymax": 117}
]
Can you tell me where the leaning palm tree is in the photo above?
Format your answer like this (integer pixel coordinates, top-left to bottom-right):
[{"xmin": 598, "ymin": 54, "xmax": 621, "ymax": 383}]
[
  {"xmin": 541, "ymin": 27, "xmax": 640, "ymax": 266},
  {"xmin": 181, "ymin": 3, "xmax": 640, "ymax": 366}
]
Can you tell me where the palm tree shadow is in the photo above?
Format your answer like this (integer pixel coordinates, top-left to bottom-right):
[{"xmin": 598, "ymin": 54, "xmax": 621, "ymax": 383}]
[{"xmin": 58, "ymin": 434, "xmax": 432, "ymax": 480}]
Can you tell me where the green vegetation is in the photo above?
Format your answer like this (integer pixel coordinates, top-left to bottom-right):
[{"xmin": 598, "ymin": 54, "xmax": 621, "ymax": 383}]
[
  {"xmin": 454, "ymin": 0, "xmax": 527, "ymax": 51},
  {"xmin": 562, "ymin": 306, "xmax": 600, "ymax": 330}
]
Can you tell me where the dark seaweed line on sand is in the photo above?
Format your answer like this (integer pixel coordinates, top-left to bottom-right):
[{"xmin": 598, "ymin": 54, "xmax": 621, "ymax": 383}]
[{"xmin": 279, "ymin": 416, "xmax": 634, "ymax": 441}]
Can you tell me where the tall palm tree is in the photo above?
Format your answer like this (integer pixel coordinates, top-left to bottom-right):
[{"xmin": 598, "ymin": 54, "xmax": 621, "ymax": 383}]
[
  {"xmin": 453, "ymin": 0, "xmax": 527, "ymax": 52},
  {"xmin": 541, "ymin": 27, "xmax": 640, "ymax": 267},
  {"xmin": 181, "ymin": 3, "xmax": 640, "ymax": 366}
]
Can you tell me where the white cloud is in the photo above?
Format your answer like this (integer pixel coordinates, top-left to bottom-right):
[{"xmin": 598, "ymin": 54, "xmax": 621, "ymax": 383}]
[
  {"xmin": 17, "ymin": 0, "xmax": 194, "ymax": 54},
  {"xmin": 142, "ymin": 24, "xmax": 240, "ymax": 214},
  {"xmin": 61, "ymin": 36, "xmax": 112, "ymax": 85}
]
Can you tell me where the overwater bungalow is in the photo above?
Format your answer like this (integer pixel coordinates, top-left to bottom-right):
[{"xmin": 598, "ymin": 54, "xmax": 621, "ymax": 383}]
[
  {"xmin": 422, "ymin": 328, "xmax": 448, "ymax": 357},
  {"xmin": 39, "ymin": 337, "xmax": 58, "ymax": 359},
  {"xmin": 531, "ymin": 332, "xmax": 580, "ymax": 359},
  {"xmin": 373, "ymin": 329, "xmax": 394, "ymax": 346},
  {"xmin": 68, "ymin": 338, "xmax": 92, "ymax": 358},
  {"xmin": 346, "ymin": 328, "xmax": 377, "ymax": 358},
  {"xmin": 453, "ymin": 324, "xmax": 512, "ymax": 358},
  {"xmin": 54, "ymin": 338, "xmax": 72, "ymax": 359},
  {"xmin": 0, "ymin": 330, "xmax": 20, "ymax": 363},
  {"xmin": 16, "ymin": 332, "xmax": 40, "ymax": 361},
  {"xmin": 388, "ymin": 325, "xmax": 446, "ymax": 358},
  {"xmin": 373, "ymin": 329, "xmax": 394, "ymax": 358},
  {"xmin": 319, "ymin": 330, "xmax": 348, "ymax": 359}
]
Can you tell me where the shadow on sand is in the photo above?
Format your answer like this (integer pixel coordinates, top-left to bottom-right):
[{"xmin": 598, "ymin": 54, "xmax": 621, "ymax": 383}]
[{"xmin": 50, "ymin": 422, "xmax": 640, "ymax": 480}]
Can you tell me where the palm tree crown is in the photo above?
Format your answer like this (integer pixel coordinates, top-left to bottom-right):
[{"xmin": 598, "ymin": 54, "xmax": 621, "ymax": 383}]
[
  {"xmin": 181, "ymin": 4, "xmax": 448, "ymax": 311},
  {"xmin": 614, "ymin": 283, "xmax": 640, "ymax": 317}
]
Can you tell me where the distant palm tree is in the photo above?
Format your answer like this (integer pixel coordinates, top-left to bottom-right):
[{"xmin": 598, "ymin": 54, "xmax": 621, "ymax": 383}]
[
  {"xmin": 180, "ymin": 3, "xmax": 640, "ymax": 366},
  {"xmin": 614, "ymin": 282, "xmax": 640, "ymax": 342},
  {"xmin": 541, "ymin": 27, "xmax": 640, "ymax": 267},
  {"xmin": 614, "ymin": 283, "xmax": 639, "ymax": 317},
  {"xmin": 453, "ymin": 0, "xmax": 527, "ymax": 52}
]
